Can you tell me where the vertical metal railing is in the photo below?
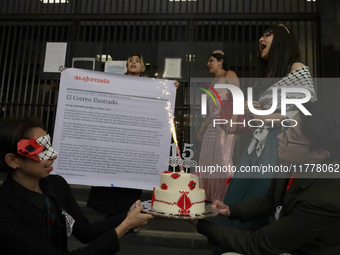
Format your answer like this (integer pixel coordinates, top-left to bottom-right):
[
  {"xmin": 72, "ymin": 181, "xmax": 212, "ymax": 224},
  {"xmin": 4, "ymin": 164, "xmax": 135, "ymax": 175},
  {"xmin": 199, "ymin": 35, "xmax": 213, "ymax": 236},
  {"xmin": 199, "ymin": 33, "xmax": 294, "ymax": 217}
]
[
  {"xmin": 0, "ymin": 0, "xmax": 323, "ymax": 145},
  {"xmin": 0, "ymin": 0, "xmax": 319, "ymax": 15}
]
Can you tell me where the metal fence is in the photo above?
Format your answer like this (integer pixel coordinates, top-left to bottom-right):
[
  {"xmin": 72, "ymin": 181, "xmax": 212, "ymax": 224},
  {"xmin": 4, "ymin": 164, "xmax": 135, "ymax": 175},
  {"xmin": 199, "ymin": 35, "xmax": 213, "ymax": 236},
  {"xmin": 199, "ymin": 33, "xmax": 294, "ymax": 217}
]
[
  {"xmin": 1, "ymin": 0, "xmax": 318, "ymax": 15},
  {"xmin": 0, "ymin": 0, "xmax": 321, "ymax": 148}
]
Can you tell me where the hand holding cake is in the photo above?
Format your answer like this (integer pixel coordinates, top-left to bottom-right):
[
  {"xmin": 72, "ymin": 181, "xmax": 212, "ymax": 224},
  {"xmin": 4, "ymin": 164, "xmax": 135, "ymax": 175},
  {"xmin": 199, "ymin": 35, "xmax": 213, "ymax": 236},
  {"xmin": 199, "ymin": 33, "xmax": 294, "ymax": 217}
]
[
  {"xmin": 212, "ymin": 200, "xmax": 230, "ymax": 217},
  {"xmin": 116, "ymin": 203, "xmax": 155, "ymax": 238}
]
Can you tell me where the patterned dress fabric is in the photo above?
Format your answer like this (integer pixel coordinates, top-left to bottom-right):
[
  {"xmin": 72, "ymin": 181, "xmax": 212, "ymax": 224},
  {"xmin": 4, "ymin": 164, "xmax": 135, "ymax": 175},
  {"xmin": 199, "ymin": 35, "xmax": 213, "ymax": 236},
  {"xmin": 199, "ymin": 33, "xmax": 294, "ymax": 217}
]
[{"xmin": 198, "ymin": 77, "xmax": 237, "ymax": 203}]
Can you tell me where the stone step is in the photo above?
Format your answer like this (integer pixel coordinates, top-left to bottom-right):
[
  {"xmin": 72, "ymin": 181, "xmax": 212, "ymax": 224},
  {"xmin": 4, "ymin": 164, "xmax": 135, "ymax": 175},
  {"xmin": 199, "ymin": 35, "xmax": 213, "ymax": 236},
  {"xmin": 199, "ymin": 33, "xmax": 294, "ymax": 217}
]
[
  {"xmin": 116, "ymin": 244, "xmax": 213, "ymax": 255},
  {"xmin": 0, "ymin": 179, "xmax": 213, "ymax": 253}
]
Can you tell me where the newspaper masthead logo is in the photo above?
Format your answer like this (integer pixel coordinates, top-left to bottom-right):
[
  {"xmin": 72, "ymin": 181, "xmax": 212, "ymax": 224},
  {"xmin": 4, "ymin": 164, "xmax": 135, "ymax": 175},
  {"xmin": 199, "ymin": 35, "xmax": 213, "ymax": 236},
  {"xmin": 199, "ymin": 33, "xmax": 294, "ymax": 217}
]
[{"xmin": 74, "ymin": 75, "xmax": 110, "ymax": 84}]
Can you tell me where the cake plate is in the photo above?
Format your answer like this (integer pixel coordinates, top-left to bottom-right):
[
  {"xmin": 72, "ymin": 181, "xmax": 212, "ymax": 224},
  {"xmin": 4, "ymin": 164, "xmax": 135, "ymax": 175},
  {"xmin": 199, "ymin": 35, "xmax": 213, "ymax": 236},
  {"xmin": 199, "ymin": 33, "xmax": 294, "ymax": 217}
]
[{"xmin": 139, "ymin": 200, "xmax": 219, "ymax": 220}]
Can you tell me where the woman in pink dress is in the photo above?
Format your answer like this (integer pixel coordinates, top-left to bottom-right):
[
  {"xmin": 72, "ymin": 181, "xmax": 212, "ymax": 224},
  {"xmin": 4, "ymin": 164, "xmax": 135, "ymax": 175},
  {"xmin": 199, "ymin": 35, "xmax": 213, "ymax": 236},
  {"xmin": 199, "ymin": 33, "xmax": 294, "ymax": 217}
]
[{"xmin": 197, "ymin": 50, "xmax": 240, "ymax": 203}]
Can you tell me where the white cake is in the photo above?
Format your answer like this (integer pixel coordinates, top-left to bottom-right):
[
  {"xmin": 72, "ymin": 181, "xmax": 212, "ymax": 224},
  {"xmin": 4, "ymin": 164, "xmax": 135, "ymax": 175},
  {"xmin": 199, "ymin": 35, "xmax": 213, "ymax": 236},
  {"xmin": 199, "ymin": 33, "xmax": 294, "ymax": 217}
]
[{"xmin": 152, "ymin": 171, "xmax": 205, "ymax": 215}]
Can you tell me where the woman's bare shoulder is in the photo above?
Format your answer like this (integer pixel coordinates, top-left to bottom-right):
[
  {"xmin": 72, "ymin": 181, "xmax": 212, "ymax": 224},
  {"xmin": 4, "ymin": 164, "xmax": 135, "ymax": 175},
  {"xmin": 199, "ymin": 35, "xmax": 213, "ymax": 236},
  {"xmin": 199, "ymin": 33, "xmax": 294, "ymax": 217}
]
[
  {"xmin": 290, "ymin": 62, "xmax": 305, "ymax": 72},
  {"xmin": 225, "ymin": 70, "xmax": 240, "ymax": 88},
  {"xmin": 225, "ymin": 70, "xmax": 238, "ymax": 78}
]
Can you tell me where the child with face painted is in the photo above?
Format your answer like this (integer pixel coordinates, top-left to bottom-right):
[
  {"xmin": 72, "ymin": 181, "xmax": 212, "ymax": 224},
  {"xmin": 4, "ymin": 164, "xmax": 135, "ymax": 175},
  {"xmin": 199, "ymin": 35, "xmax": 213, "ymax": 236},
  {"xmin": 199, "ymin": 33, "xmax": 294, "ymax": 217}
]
[{"xmin": 0, "ymin": 117, "xmax": 154, "ymax": 255}]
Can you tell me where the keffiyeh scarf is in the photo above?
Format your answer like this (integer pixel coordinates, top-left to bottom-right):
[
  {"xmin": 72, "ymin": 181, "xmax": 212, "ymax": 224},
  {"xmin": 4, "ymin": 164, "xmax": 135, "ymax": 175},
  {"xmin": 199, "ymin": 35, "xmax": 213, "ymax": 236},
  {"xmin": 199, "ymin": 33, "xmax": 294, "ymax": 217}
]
[{"xmin": 248, "ymin": 66, "xmax": 317, "ymax": 157}]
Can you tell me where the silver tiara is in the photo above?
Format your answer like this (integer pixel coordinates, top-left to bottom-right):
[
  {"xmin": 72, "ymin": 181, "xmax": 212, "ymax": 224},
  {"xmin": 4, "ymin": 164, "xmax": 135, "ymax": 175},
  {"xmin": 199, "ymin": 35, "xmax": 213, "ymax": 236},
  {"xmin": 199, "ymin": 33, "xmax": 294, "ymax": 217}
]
[
  {"xmin": 277, "ymin": 24, "xmax": 290, "ymax": 34},
  {"xmin": 213, "ymin": 50, "xmax": 224, "ymax": 55}
]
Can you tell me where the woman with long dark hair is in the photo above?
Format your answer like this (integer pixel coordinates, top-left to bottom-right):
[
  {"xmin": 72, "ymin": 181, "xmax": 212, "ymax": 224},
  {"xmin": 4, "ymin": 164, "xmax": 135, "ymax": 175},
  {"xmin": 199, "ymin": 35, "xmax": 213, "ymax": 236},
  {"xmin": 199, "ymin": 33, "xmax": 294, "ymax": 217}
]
[{"xmin": 216, "ymin": 24, "xmax": 317, "ymax": 234}]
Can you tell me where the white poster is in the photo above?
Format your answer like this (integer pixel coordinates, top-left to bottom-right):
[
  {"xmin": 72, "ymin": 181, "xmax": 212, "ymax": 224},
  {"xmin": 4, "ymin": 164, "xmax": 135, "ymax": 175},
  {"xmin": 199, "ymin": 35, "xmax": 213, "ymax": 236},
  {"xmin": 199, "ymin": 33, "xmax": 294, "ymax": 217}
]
[
  {"xmin": 104, "ymin": 61, "xmax": 127, "ymax": 75},
  {"xmin": 43, "ymin": 42, "xmax": 67, "ymax": 73},
  {"xmin": 164, "ymin": 58, "xmax": 182, "ymax": 79},
  {"xmin": 53, "ymin": 68, "xmax": 176, "ymax": 190}
]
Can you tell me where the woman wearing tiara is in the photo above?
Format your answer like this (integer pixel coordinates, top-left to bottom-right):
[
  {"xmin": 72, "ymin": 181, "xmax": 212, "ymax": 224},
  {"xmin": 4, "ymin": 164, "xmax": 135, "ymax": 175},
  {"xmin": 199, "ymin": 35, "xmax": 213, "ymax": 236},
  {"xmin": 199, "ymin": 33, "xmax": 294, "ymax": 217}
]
[
  {"xmin": 215, "ymin": 24, "xmax": 317, "ymax": 236},
  {"xmin": 197, "ymin": 50, "xmax": 240, "ymax": 203}
]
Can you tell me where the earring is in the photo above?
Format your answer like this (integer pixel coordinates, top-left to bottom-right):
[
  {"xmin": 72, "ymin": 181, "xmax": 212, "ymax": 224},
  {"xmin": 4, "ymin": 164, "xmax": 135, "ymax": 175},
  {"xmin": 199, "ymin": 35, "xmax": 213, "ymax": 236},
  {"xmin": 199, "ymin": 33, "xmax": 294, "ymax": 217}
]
[{"xmin": 15, "ymin": 166, "xmax": 19, "ymax": 170}]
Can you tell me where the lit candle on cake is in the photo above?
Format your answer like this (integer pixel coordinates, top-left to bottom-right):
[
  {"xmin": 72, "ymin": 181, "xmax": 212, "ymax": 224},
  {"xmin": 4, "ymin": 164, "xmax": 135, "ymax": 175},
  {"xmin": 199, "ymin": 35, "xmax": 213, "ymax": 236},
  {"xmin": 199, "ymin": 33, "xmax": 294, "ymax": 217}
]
[
  {"xmin": 171, "ymin": 118, "xmax": 184, "ymax": 172},
  {"xmin": 166, "ymin": 100, "xmax": 184, "ymax": 172}
]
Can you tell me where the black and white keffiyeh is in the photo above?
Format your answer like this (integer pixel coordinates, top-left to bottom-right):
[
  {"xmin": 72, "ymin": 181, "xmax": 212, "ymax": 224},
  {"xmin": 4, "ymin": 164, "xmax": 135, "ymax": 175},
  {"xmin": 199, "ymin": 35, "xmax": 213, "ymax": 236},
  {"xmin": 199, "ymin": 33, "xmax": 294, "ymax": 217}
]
[
  {"xmin": 248, "ymin": 66, "xmax": 317, "ymax": 157},
  {"xmin": 36, "ymin": 134, "xmax": 58, "ymax": 160},
  {"xmin": 62, "ymin": 209, "xmax": 75, "ymax": 237}
]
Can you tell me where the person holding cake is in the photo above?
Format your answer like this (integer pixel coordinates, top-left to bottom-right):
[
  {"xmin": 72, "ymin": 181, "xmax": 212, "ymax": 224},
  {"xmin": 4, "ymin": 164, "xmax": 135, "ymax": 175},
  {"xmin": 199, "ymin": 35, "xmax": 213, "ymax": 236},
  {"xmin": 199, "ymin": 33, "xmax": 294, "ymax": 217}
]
[
  {"xmin": 0, "ymin": 117, "xmax": 154, "ymax": 255},
  {"xmin": 193, "ymin": 101, "xmax": 340, "ymax": 254},
  {"xmin": 197, "ymin": 50, "xmax": 240, "ymax": 203}
]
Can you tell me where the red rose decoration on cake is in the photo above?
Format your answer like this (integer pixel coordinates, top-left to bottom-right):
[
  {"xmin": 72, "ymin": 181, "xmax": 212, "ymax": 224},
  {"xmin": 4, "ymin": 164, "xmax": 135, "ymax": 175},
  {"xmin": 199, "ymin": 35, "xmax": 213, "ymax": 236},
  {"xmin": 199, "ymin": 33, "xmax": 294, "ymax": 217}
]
[
  {"xmin": 188, "ymin": 180, "xmax": 196, "ymax": 190},
  {"xmin": 161, "ymin": 183, "xmax": 168, "ymax": 190},
  {"xmin": 17, "ymin": 138, "xmax": 43, "ymax": 162},
  {"xmin": 162, "ymin": 171, "xmax": 172, "ymax": 174},
  {"xmin": 171, "ymin": 173, "xmax": 181, "ymax": 179}
]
